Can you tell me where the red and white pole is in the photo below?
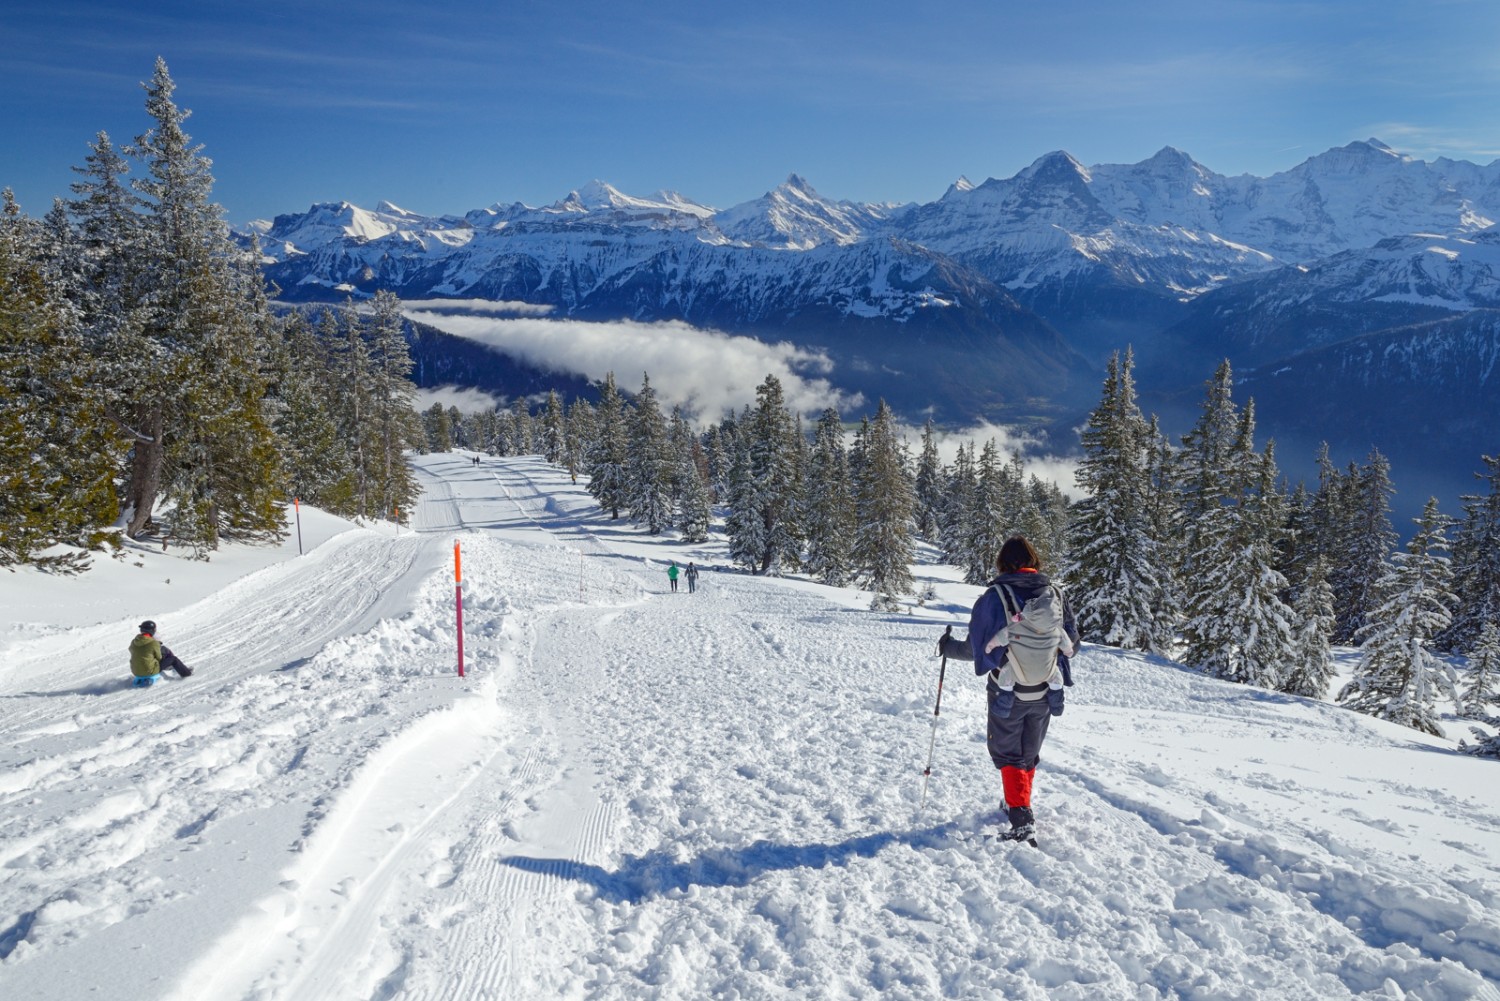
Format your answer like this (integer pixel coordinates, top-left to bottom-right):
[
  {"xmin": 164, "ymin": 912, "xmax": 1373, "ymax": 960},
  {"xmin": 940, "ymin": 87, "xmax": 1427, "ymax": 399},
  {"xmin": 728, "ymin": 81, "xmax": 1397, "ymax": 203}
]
[{"xmin": 455, "ymin": 540, "xmax": 465, "ymax": 678}]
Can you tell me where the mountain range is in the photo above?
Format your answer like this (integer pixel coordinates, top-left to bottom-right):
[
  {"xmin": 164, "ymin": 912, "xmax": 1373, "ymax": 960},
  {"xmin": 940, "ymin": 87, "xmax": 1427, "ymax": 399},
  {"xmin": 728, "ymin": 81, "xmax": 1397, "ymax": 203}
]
[{"xmin": 240, "ymin": 139, "xmax": 1500, "ymax": 513}]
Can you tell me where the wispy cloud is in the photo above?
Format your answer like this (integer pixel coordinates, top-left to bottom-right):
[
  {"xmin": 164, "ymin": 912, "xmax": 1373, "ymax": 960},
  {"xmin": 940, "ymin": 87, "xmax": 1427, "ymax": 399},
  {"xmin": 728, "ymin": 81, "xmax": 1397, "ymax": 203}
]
[
  {"xmin": 403, "ymin": 308, "xmax": 861, "ymax": 419},
  {"xmin": 414, "ymin": 385, "xmax": 507, "ymax": 413},
  {"xmin": 404, "ymin": 299, "xmax": 555, "ymax": 317},
  {"xmin": 1360, "ymin": 123, "xmax": 1500, "ymax": 162}
]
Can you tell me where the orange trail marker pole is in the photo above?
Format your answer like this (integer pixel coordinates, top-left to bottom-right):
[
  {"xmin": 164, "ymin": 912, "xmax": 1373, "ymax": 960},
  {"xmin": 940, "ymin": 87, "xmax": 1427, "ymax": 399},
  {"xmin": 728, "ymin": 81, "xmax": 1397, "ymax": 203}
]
[
  {"xmin": 294, "ymin": 498, "xmax": 303, "ymax": 555},
  {"xmin": 455, "ymin": 540, "xmax": 465, "ymax": 678}
]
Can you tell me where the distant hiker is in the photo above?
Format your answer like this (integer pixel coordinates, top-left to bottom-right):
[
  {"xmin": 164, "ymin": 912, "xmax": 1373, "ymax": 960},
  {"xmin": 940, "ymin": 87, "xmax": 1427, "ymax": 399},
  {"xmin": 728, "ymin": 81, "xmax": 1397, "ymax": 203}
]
[
  {"xmin": 129, "ymin": 620, "xmax": 194, "ymax": 687},
  {"xmin": 685, "ymin": 562, "xmax": 699, "ymax": 593},
  {"xmin": 967, "ymin": 537, "xmax": 1078, "ymax": 842},
  {"xmin": 667, "ymin": 561, "xmax": 680, "ymax": 592}
]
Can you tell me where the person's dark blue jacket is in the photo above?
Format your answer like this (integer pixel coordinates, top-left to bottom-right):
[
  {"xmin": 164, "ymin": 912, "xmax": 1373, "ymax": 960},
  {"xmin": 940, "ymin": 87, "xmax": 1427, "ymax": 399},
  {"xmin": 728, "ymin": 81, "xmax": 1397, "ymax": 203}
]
[{"xmin": 968, "ymin": 569, "xmax": 1080, "ymax": 682}]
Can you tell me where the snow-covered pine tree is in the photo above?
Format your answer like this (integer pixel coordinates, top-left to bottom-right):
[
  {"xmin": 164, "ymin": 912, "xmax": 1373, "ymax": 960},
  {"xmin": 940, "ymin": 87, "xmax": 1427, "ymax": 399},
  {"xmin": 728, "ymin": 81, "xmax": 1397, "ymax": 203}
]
[
  {"xmin": 1282, "ymin": 557, "xmax": 1337, "ymax": 699},
  {"xmin": 329, "ymin": 304, "xmax": 376, "ymax": 517},
  {"xmin": 365, "ymin": 291, "xmax": 421, "ymax": 525},
  {"xmin": 126, "ymin": 58, "xmax": 284, "ymax": 550},
  {"xmin": 802, "ymin": 407, "xmax": 855, "ymax": 586},
  {"xmin": 1066, "ymin": 349, "xmax": 1171, "ymax": 652},
  {"xmin": 423, "ymin": 403, "xmax": 453, "ymax": 452},
  {"xmin": 540, "ymin": 390, "xmax": 566, "ymax": 466},
  {"xmin": 446, "ymin": 405, "xmax": 466, "ymax": 449},
  {"xmin": 914, "ymin": 418, "xmax": 943, "ymax": 542},
  {"xmin": 1443, "ymin": 454, "xmax": 1500, "ymax": 653},
  {"xmin": 1026, "ymin": 474, "xmax": 1072, "ymax": 576},
  {"xmin": 586, "ymin": 373, "xmax": 630, "ymax": 519},
  {"xmin": 625, "ymin": 374, "xmax": 673, "ymax": 535},
  {"xmin": 725, "ymin": 375, "xmax": 802, "ymax": 574},
  {"xmin": 1331, "ymin": 450, "xmax": 1398, "ymax": 643},
  {"xmin": 1141, "ymin": 416, "xmax": 1182, "ymax": 635},
  {"xmin": 1459, "ymin": 622, "xmax": 1500, "ymax": 719},
  {"xmin": 1338, "ymin": 497, "xmax": 1460, "ymax": 736},
  {"xmin": 274, "ymin": 309, "xmax": 355, "ymax": 515},
  {"xmin": 510, "ymin": 395, "xmax": 534, "ymax": 456},
  {"xmin": 964, "ymin": 439, "xmax": 1018, "ymax": 585},
  {"xmin": 668, "ymin": 406, "xmax": 712, "ymax": 543},
  {"xmin": 0, "ymin": 191, "xmax": 122, "ymax": 571},
  {"xmin": 939, "ymin": 441, "xmax": 977, "ymax": 571},
  {"xmin": 853, "ymin": 400, "xmax": 917, "ymax": 608},
  {"xmin": 1176, "ymin": 360, "xmax": 1237, "ymax": 567},
  {"xmin": 1179, "ymin": 394, "xmax": 1297, "ymax": 687},
  {"xmin": 564, "ymin": 397, "xmax": 595, "ymax": 482}
]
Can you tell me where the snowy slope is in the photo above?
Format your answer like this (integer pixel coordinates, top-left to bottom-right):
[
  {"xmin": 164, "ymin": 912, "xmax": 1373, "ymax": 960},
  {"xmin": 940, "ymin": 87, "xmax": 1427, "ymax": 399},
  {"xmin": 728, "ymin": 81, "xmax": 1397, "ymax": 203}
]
[{"xmin": 2, "ymin": 456, "xmax": 1498, "ymax": 1000}]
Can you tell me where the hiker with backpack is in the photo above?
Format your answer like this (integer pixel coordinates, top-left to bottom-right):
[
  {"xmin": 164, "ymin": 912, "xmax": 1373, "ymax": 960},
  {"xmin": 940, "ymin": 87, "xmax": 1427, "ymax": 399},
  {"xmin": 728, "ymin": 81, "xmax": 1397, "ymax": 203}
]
[
  {"xmin": 966, "ymin": 536, "xmax": 1078, "ymax": 842},
  {"xmin": 129, "ymin": 620, "xmax": 194, "ymax": 687}
]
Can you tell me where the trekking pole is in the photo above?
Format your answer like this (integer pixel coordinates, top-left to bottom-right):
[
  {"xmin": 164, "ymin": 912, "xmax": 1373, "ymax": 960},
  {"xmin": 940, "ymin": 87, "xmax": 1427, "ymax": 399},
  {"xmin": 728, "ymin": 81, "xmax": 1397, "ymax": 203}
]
[{"xmin": 919, "ymin": 625, "xmax": 953, "ymax": 810}]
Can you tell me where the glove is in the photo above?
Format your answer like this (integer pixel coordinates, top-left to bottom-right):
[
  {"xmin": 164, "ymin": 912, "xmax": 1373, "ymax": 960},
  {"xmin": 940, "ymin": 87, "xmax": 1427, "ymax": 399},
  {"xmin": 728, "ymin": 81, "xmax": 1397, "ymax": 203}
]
[{"xmin": 1046, "ymin": 686, "xmax": 1065, "ymax": 716}]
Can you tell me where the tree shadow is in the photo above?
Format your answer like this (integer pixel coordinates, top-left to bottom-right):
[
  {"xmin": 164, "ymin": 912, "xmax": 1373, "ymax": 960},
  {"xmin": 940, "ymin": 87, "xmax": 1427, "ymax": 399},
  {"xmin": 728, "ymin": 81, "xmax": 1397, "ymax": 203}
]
[{"xmin": 500, "ymin": 824, "xmax": 957, "ymax": 904}]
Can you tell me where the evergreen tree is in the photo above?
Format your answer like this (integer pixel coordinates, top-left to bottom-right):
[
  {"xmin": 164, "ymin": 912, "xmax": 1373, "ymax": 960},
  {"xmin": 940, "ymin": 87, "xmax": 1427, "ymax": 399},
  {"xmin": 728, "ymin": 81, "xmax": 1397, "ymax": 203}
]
[
  {"xmin": 802, "ymin": 407, "xmax": 856, "ymax": 586},
  {"xmin": 586, "ymin": 373, "xmax": 630, "ymax": 519},
  {"xmin": 364, "ymin": 291, "xmax": 421, "ymax": 523},
  {"xmin": 510, "ymin": 395, "xmax": 534, "ymax": 455},
  {"xmin": 1066, "ymin": 349, "xmax": 1171, "ymax": 652},
  {"xmin": 564, "ymin": 397, "xmax": 595, "ymax": 483},
  {"xmin": 328, "ymin": 304, "xmax": 376, "ymax": 517},
  {"xmin": 1179, "ymin": 390, "xmax": 1297, "ymax": 687},
  {"xmin": 939, "ymin": 441, "xmax": 977, "ymax": 570},
  {"xmin": 1282, "ymin": 557, "xmax": 1337, "ymax": 699},
  {"xmin": 0, "ymin": 191, "xmax": 122, "ymax": 570},
  {"xmin": 540, "ymin": 390, "xmax": 566, "ymax": 465},
  {"xmin": 424, "ymin": 402, "xmax": 453, "ymax": 452},
  {"xmin": 852, "ymin": 400, "xmax": 917, "ymax": 607},
  {"xmin": 725, "ymin": 375, "xmax": 801, "ymax": 574},
  {"xmin": 123, "ymin": 58, "xmax": 284, "ymax": 549},
  {"xmin": 1458, "ymin": 622, "xmax": 1500, "ymax": 719},
  {"xmin": 625, "ymin": 374, "xmax": 673, "ymax": 534},
  {"xmin": 914, "ymin": 418, "xmax": 944, "ymax": 541},
  {"xmin": 1338, "ymin": 497, "xmax": 1460, "ymax": 736},
  {"xmin": 274, "ymin": 310, "xmax": 354, "ymax": 513},
  {"xmin": 668, "ymin": 406, "xmax": 712, "ymax": 543},
  {"xmin": 1444, "ymin": 454, "xmax": 1500, "ymax": 652},
  {"xmin": 1331, "ymin": 450, "xmax": 1398, "ymax": 643},
  {"xmin": 958, "ymin": 440, "xmax": 1012, "ymax": 585}
]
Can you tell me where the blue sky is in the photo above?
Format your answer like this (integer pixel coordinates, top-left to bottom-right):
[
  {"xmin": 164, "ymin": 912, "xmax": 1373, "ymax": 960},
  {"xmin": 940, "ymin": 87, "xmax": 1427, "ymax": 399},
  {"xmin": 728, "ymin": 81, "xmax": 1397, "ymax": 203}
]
[{"xmin": 5, "ymin": 0, "xmax": 1499, "ymax": 224}]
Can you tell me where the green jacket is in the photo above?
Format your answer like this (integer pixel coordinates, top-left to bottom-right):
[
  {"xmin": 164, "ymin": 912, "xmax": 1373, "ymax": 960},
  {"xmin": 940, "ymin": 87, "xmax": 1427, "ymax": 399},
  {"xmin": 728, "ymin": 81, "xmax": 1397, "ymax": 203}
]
[
  {"xmin": 667, "ymin": 565, "xmax": 680, "ymax": 579},
  {"xmin": 130, "ymin": 634, "xmax": 162, "ymax": 677}
]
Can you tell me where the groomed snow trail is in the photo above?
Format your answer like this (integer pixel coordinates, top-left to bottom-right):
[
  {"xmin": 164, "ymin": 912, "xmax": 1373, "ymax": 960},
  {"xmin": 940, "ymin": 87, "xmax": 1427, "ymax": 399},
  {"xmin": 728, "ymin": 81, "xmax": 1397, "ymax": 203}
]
[{"xmin": 2, "ymin": 454, "xmax": 1498, "ymax": 1000}]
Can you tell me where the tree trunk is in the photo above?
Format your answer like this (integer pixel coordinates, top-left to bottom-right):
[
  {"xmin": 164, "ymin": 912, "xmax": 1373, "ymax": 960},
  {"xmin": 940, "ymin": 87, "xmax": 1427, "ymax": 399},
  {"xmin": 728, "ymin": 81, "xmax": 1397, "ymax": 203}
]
[{"xmin": 125, "ymin": 407, "xmax": 165, "ymax": 538}]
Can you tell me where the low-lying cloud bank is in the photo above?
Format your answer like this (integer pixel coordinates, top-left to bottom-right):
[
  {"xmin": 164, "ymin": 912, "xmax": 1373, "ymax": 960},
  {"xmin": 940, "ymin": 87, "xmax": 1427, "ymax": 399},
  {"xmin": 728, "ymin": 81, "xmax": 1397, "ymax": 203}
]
[
  {"xmin": 405, "ymin": 302, "xmax": 1080, "ymax": 495},
  {"xmin": 404, "ymin": 307, "xmax": 862, "ymax": 418}
]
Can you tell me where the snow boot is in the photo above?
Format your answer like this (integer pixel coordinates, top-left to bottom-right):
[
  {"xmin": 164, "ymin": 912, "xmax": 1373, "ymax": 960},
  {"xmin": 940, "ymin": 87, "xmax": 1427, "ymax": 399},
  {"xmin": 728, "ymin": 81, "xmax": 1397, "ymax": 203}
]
[{"xmin": 1001, "ymin": 805, "xmax": 1036, "ymax": 842}]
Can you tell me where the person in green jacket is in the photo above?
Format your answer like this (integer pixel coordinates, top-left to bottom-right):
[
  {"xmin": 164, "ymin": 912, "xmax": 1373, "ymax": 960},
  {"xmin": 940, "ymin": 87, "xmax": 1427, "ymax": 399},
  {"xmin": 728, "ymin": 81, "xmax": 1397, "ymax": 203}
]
[
  {"xmin": 667, "ymin": 561, "xmax": 680, "ymax": 592},
  {"xmin": 129, "ymin": 620, "xmax": 193, "ymax": 686}
]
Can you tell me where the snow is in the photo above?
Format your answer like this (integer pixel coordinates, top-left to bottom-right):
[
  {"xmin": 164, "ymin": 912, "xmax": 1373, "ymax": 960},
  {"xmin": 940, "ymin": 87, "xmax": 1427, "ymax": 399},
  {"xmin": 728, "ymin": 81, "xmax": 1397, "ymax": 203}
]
[{"xmin": 3, "ymin": 454, "xmax": 1499, "ymax": 1000}]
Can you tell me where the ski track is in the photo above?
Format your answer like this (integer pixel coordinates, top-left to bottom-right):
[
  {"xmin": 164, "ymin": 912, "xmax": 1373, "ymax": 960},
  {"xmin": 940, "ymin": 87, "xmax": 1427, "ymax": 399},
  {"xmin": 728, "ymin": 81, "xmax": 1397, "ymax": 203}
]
[{"xmin": 2, "ymin": 453, "xmax": 1498, "ymax": 1000}]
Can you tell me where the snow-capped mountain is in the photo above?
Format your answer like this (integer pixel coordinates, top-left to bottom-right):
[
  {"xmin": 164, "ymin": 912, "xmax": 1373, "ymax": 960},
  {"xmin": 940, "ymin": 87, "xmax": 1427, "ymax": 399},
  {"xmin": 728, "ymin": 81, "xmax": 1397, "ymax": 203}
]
[{"xmin": 240, "ymin": 139, "xmax": 1500, "ymax": 506}]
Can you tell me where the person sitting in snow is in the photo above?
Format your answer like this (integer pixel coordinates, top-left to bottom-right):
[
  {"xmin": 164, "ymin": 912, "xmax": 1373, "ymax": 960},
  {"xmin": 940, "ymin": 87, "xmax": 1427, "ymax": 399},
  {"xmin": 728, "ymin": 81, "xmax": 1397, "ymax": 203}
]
[{"xmin": 129, "ymin": 620, "xmax": 193, "ymax": 686}]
